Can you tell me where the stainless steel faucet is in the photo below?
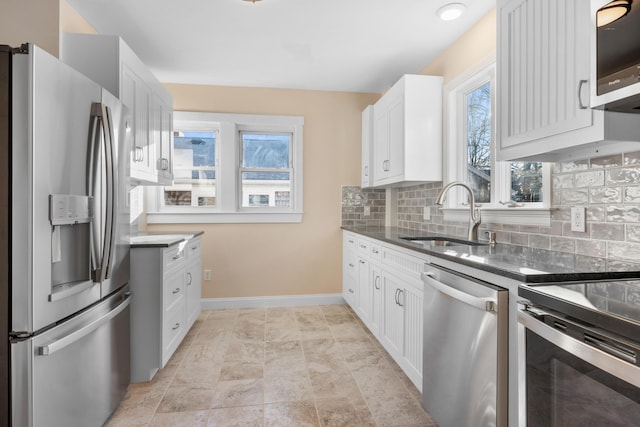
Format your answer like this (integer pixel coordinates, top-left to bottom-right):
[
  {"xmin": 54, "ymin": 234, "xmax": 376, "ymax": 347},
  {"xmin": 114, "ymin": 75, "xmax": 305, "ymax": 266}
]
[{"xmin": 434, "ymin": 181, "xmax": 482, "ymax": 241}]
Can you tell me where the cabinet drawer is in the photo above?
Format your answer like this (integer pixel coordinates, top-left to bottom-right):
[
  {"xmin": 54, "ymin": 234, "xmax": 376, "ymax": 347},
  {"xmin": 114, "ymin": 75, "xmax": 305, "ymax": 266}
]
[
  {"xmin": 162, "ymin": 297, "xmax": 185, "ymax": 365},
  {"xmin": 163, "ymin": 267, "xmax": 185, "ymax": 310},
  {"xmin": 163, "ymin": 245, "xmax": 186, "ymax": 271},
  {"xmin": 343, "ymin": 232, "xmax": 357, "ymax": 251},
  {"xmin": 185, "ymin": 237, "xmax": 201, "ymax": 260},
  {"xmin": 370, "ymin": 242, "xmax": 381, "ymax": 261}
]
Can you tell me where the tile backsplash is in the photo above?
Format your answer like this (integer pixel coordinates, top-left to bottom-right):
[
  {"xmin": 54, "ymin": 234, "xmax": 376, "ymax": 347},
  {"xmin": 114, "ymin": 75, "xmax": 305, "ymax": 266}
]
[
  {"xmin": 343, "ymin": 151, "xmax": 640, "ymax": 269},
  {"xmin": 341, "ymin": 186, "xmax": 386, "ymax": 228}
]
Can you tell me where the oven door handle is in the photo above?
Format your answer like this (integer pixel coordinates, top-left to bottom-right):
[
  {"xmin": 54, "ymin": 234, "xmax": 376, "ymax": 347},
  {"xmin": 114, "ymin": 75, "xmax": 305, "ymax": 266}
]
[
  {"xmin": 518, "ymin": 310, "xmax": 640, "ymax": 388},
  {"xmin": 422, "ymin": 272, "xmax": 497, "ymax": 312}
]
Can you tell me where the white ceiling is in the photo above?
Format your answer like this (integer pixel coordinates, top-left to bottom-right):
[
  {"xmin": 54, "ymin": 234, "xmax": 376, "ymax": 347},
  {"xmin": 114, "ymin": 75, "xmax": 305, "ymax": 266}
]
[{"xmin": 66, "ymin": 0, "xmax": 495, "ymax": 93}]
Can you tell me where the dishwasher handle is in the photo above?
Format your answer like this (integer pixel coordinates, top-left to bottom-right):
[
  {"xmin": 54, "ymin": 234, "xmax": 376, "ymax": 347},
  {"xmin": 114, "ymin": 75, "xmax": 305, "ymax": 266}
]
[{"xmin": 422, "ymin": 272, "xmax": 497, "ymax": 313}]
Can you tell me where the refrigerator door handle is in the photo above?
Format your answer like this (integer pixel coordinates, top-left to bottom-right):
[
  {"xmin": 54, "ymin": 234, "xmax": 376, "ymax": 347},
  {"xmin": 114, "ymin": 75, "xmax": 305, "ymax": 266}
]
[
  {"xmin": 89, "ymin": 102, "xmax": 116, "ymax": 283},
  {"xmin": 36, "ymin": 291, "xmax": 132, "ymax": 356}
]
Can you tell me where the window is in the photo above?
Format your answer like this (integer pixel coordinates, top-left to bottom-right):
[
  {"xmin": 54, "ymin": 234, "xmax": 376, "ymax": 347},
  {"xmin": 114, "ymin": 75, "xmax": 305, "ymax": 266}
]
[
  {"xmin": 239, "ymin": 132, "xmax": 292, "ymax": 209},
  {"xmin": 147, "ymin": 112, "xmax": 304, "ymax": 224},
  {"xmin": 443, "ymin": 57, "xmax": 550, "ymax": 225},
  {"xmin": 164, "ymin": 130, "xmax": 217, "ymax": 207}
]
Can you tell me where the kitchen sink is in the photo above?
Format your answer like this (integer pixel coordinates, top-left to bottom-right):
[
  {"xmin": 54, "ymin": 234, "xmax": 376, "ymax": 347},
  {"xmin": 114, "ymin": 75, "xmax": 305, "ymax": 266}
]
[{"xmin": 400, "ymin": 236, "xmax": 488, "ymax": 247}]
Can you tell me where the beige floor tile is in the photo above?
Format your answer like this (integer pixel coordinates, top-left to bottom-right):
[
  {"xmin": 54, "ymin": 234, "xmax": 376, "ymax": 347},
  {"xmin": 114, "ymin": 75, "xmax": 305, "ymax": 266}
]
[
  {"xmin": 207, "ymin": 405, "xmax": 264, "ymax": 427},
  {"xmin": 109, "ymin": 305, "xmax": 438, "ymax": 426},
  {"xmin": 264, "ymin": 401, "xmax": 320, "ymax": 427},
  {"xmin": 264, "ymin": 374, "xmax": 315, "ymax": 404},
  {"xmin": 315, "ymin": 398, "xmax": 376, "ymax": 427},
  {"xmin": 211, "ymin": 379, "xmax": 264, "ymax": 408},
  {"xmin": 219, "ymin": 360, "xmax": 264, "ymax": 381},
  {"xmin": 264, "ymin": 353, "xmax": 308, "ymax": 378},
  {"xmin": 147, "ymin": 410, "xmax": 209, "ymax": 427},
  {"xmin": 156, "ymin": 385, "xmax": 216, "ymax": 413}
]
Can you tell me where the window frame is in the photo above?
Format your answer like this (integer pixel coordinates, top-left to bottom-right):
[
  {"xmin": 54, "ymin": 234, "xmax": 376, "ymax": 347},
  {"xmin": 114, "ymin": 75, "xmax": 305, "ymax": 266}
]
[
  {"xmin": 441, "ymin": 55, "xmax": 552, "ymax": 226},
  {"xmin": 147, "ymin": 112, "xmax": 304, "ymax": 224}
]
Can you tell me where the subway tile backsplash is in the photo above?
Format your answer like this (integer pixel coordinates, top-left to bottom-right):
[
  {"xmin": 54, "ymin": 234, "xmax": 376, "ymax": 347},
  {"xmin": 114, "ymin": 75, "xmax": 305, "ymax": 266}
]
[
  {"xmin": 342, "ymin": 151, "xmax": 640, "ymax": 270},
  {"xmin": 341, "ymin": 186, "xmax": 386, "ymax": 228}
]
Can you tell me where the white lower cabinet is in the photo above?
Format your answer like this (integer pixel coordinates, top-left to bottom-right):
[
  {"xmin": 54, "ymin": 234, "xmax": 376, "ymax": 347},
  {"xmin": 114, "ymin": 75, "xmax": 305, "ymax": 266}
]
[
  {"xmin": 342, "ymin": 231, "xmax": 425, "ymax": 390},
  {"xmin": 130, "ymin": 236, "xmax": 202, "ymax": 382}
]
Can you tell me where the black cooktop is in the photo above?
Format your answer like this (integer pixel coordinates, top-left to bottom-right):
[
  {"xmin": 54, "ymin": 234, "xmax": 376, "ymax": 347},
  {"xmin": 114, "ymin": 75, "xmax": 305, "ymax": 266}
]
[{"xmin": 520, "ymin": 280, "xmax": 640, "ymax": 343}]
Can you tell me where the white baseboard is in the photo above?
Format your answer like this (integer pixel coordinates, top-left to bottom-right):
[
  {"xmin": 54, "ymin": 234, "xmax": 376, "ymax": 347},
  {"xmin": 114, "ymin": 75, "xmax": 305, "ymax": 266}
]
[{"xmin": 201, "ymin": 293, "xmax": 345, "ymax": 310}]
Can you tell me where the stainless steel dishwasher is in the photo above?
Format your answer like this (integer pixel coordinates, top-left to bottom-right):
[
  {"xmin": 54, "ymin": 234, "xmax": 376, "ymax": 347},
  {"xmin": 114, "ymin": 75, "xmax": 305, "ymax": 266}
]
[{"xmin": 421, "ymin": 264, "xmax": 508, "ymax": 427}]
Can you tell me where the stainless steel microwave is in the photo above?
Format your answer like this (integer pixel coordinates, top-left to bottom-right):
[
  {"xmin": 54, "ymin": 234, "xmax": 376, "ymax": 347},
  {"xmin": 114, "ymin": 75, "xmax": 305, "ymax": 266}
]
[{"xmin": 590, "ymin": 0, "xmax": 640, "ymax": 112}]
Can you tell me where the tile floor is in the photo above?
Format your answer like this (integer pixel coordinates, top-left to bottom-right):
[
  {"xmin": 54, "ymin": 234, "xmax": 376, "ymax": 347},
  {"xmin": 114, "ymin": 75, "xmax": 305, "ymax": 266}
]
[{"xmin": 107, "ymin": 304, "xmax": 435, "ymax": 427}]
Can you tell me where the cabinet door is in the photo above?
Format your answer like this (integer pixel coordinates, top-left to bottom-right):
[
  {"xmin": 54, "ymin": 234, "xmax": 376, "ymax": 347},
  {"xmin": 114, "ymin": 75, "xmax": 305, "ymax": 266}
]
[
  {"xmin": 122, "ymin": 65, "xmax": 155, "ymax": 182},
  {"xmin": 154, "ymin": 92, "xmax": 174, "ymax": 185},
  {"xmin": 381, "ymin": 270, "xmax": 404, "ymax": 357},
  {"xmin": 361, "ymin": 106, "xmax": 373, "ymax": 188},
  {"xmin": 185, "ymin": 257, "xmax": 201, "ymax": 328},
  {"xmin": 386, "ymin": 97, "xmax": 404, "ymax": 181},
  {"xmin": 373, "ymin": 105, "xmax": 389, "ymax": 183},
  {"xmin": 401, "ymin": 284, "xmax": 423, "ymax": 389},
  {"xmin": 357, "ymin": 257, "xmax": 372, "ymax": 325},
  {"xmin": 498, "ymin": 0, "xmax": 592, "ymax": 156},
  {"xmin": 370, "ymin": 264, "xmax": 382, "ymax": 338}
]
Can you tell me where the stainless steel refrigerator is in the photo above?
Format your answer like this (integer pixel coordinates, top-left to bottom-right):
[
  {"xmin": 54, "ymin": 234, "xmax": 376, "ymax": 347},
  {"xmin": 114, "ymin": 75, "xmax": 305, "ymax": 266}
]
[{"xmin": 0, "ymin": 43, "xmax": 132, "ymax": 427}]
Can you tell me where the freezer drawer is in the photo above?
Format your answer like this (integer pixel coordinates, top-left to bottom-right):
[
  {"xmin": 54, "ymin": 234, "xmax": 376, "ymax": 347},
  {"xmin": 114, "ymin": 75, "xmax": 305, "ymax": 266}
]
[{"xmin": 12, "ymin": 287, "xmax": 131, "ymax": 427}]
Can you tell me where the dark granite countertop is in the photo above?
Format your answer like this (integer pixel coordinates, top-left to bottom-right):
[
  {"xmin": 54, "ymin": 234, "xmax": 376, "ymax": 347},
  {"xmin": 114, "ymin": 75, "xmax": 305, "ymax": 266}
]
[
  {"xmin": 342, "ymin": 226, "xmax": 640, "ymax": 283},
  {"xmin": 130, "ymin": 230, "xmax": 204, "ymax": 248}
]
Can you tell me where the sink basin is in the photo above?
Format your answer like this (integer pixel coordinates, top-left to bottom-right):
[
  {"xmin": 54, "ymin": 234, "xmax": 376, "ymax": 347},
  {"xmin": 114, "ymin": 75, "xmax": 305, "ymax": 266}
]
[
  {"xmin": 400, "ymin": 236, "xmax": 487, "ymax": 247},
  {"xmin": 130, "ymin": 234, "xmax": 192, "ymax": 244}
]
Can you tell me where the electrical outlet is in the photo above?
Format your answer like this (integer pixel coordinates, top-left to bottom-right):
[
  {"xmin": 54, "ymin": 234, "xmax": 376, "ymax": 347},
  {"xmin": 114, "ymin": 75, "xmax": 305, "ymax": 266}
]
[
  {"xmin": 571, "ymin": 207, "xmax": 586, "ymax": 232},
  {"xmin": 364, "ymin": 205, "xmax": 371, "ymax": 216},
  {"xmin": 204, "ymin": 269, "xmax": 212, "ymax": 281},
  {"xmin": 423, "ymin": 206, "xmax": 431, "ymax": 221}
]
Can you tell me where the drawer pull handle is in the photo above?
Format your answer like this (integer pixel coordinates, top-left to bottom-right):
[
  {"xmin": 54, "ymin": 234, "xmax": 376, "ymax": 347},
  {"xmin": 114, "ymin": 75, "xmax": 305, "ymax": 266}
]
[
  {"xmin": 349, "ymin": 289, "xmax": 355, "ymax": 294},
  {"xmin": 372, "ymin": 249, "xmax": 379, "ymax": 254},
  {"xmin": 186, "ymin": 272, "xmax": 192, "ymax": 286},
  {"xmin": 172, "ymin": 254, "xmax": 181, "ymax": 260},
  {"xmin": 172, "ymin": 323, "xmax": 180, "ymax": 330},
  {"xmin": 172, "ymin": 288, "xmax": 180, "ymax": 294}
]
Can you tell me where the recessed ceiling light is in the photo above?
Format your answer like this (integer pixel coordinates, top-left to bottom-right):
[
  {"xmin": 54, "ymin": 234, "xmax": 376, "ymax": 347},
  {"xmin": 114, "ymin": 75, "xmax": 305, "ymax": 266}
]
[
  {"xmin": 437, "ymin": 3, "xmax": 466, "ymax": 21},
  {"xmin": 596, "ymin": 0, "xmax": 632, "ymax": 27}
]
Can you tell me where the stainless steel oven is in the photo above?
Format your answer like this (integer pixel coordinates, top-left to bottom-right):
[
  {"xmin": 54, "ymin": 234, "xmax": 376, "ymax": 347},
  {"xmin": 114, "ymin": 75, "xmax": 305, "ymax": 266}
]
[{"xmin": 518, "ymin": 281, "xmax": 640, "ymax": 427}]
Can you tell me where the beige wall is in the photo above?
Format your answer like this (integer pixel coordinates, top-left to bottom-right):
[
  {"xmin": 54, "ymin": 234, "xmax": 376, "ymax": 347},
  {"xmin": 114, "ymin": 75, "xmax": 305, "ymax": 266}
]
[
  {"xmin": 1, "ymin": 0, "xmax": 60, "ymax": 56},
  {"xmin": 0, "ymin": 0, "xmax": 96, "ymax": 56},
  {"xmin": 420, "ymin": 8, "xmax": 496, "ymax": 83},
  {"xmin": 150, "ymin": 85, "xmax": 378, "ymax": 298}
]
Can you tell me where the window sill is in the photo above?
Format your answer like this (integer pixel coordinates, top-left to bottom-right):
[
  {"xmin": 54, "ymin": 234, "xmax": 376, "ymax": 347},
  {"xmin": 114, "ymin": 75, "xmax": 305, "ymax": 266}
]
[
  {"xmin": 146, "ymin": 211, "xmax": 304, "ymax": 224},
  {"xmin": 440, "ymin": 207, "xmax": 552, "ymax": 226}
]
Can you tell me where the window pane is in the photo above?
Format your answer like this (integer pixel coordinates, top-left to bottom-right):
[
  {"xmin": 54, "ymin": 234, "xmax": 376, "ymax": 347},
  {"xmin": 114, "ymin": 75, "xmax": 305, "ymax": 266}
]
[
  {"xmin": 242, "ymin": 133, "xmax": 291, "ymax": 168},
  {"xmin": 164, "ymin": 131, "xmax": 217, "ymax": 207},
  {"xmin": 466, "ymin": 82, "xmax": 492, "ymax": 204},
  {"xmin": 241, "ymin": 171, "xmax": 291, "ymax": 208},
  {"xmin": 511, "ymin": 162, "xmax": 543, "ymax": 202}
]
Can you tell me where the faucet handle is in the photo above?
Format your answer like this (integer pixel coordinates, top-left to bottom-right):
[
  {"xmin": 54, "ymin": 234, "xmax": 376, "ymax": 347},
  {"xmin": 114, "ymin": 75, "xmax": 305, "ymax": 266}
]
[{"xmin": 485, "ymin": 231, "xmax": 496, "ymax": 246}]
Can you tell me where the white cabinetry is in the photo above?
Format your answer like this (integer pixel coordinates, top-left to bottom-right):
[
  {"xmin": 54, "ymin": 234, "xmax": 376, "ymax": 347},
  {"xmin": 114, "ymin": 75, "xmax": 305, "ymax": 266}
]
[
  {"xmin": 497, "ymin": 0, "xmax": 640, "ymax": 161},
  {"xmin": 342, "ymin": 233, "xmax": 358, "ymax": 307},
  {"xmin": 342, "ymin": 231, "xmax": 424, "ymax": 390},
  {"xmin": 62, "ymin": 33, "xmax": 174, "ymax": 185},
  {"xmin": 361, "ymin": 105, "xmax": 374, "ymax": 188},
  {"xmin": 130, "ymin": 236, "xmax": 202, "ymax": 382},
  {"xmin": 371, "ymin": 74, "xmax": 442, "ymax": 187}
]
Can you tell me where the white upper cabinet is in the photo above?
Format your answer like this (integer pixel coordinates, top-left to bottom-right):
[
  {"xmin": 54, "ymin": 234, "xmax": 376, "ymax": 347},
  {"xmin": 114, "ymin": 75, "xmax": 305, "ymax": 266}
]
[
  {"xmin": 370, "ymin": 74, "xmax": 443, "ymax": 187},
  {"xmin": 361, "ymin": 105, "xmax": 373, "ymax": 188},
  {"xmin": 62, "ymin": 33, "xmax": 174, "ymax": 185},
  {"xmin": 497, "ymin": 0, "xmax": 640, "ymax": 162}
]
